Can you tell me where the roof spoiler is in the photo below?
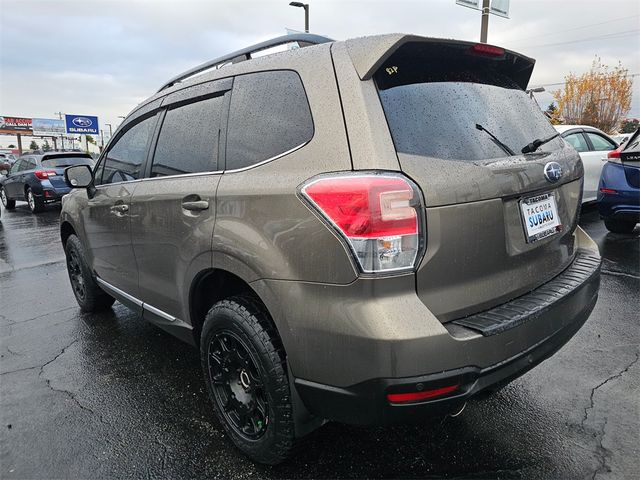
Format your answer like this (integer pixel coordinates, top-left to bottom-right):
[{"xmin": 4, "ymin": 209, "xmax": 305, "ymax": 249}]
[
  {"xmin": 345, "ymin": 34, "xmax": 535, "ymax": 90},
  {"xmin": 158, "ymin": 33, "xmax": 334, "ymax": 93}
]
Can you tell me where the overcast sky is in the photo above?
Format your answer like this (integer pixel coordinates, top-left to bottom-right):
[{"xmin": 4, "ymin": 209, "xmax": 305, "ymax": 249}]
[{"xmin": 1, "ymin": 0, "xmax": 639, "ymax": 144}]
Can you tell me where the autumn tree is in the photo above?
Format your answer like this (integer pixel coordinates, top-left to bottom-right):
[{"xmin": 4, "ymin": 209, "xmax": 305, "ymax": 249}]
[
  {"xmin": 620, "ymin": 118, "xmax": 639, "ymax": 133},
  {"xmin": 552, "ymin": 57, "xmax": 633, "ymax": 134}
]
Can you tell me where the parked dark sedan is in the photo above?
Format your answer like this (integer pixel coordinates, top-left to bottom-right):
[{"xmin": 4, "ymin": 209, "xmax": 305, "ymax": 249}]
[
  {"xmin": 0, "ymin": 152, "xmax": 93, "ymax": 213},
  {"xmin": 598, "ymin": 128, "xmax": 640, "ymax": 233}
]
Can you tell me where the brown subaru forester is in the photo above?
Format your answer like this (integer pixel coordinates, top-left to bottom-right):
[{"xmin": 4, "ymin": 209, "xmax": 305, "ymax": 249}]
[{"xmin": 60, "ymin": 33, "xmax": 601, "ymax": 464}]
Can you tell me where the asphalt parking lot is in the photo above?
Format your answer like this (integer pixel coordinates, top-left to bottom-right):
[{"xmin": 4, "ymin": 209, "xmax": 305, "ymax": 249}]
[{"xmin": 1, "ymin": 201, "xmax": 638, "ymax": 479}]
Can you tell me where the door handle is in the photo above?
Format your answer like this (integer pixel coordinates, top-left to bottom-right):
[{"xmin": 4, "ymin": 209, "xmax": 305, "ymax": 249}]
[
  {"xmin": 111, "ymin": 204, "xmax": 129, "ymax": 213},
  {"xmin": 181, "ymin": 200, "xmax": 209, "ymax": 211}
]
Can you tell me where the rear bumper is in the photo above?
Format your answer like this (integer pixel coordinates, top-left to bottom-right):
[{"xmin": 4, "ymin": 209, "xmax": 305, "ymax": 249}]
[
  {"xmin": 597, "ymin": 162, "xmax": 640, "ymax": 221},
  {"xmin": 295, "ymin": 293, "xmax": 596, "ymax": 425},
  {"xmin": 292, "ymin": 245, "xmax": 600, "ymax": 425}
]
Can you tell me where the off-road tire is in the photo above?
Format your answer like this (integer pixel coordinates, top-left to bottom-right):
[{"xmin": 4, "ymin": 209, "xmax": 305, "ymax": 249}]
[
  {"xmin": 0, "ymin": 187, "xmax": 15, "ymax": 209},
  {"xmin": 26, "ymin": 188, "xmax": 45, "ymax": 213},
  {"xmin": 604, "ymin": 218, "xmax": 637, "ymax": 234},
  {"xmin": 65, "ymin": 234, "xmax": 115, "ymax": 312},
  {"xmin": 200, "ymin": 295, "xmax": 296, "ymax": 465}
]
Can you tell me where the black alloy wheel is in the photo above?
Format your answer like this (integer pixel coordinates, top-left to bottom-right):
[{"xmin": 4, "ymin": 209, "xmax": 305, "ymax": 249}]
[
  {"xmin": 207, "ymin": 330, "xmax": 269, "ymax": 439},
  {"xmin": 66, "ymin": 247, "xmax": 86, "ymax": 302}
]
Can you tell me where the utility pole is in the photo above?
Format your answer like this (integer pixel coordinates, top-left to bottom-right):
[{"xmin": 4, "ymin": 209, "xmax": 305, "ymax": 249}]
[
  {"xmin": 480, "ymin": 0, "xmax": 490, "ymax": 43},
  {"xmin": 55, "ymin": 111, "xmax": 65, "ymax": 150}
]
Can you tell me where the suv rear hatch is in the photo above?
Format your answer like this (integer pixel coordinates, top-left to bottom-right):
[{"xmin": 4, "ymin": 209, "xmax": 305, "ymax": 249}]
[
  {"xmin": 41, "ymin": 154, "xmax": 93, "ymax": 191},
  {"xmin": 368, "ymin": 38, "xmax": 583, "ymax": 321}
]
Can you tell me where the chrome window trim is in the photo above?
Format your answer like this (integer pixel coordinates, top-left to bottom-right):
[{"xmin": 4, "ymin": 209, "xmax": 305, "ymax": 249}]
[
  {"xmin": 224, "ymin": 140, "xmax": 308, "ymax": 173},
  {"xmin": 95, "ymin": 139, "xmax": 309, "ymax": 187}
]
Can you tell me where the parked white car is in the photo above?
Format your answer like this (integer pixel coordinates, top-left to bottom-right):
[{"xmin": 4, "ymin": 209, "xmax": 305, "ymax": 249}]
[
  {"xmin": 612, "ymin": 133, "xmax": 631, "ymax": 146},
  {"xmin": 554, "ymin": 125, "xmax": 617, "ymax": 203}
]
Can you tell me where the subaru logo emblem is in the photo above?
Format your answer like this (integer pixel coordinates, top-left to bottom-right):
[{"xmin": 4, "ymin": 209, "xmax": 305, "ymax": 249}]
[
  {"xmin": 543, "ymin": 162, "xmax": 563, "ymax": 183},
  {"xmin": 72, "ymin": 117, "xmax": 92, "ymax": 127}
]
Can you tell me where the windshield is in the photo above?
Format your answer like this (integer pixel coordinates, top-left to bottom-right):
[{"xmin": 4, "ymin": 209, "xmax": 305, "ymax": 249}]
[
  {"xmin": 377, "ymin": 74, "xmax": 563, "ymax": 162},
  {"xmin": 41, "ymin": 156, "xmax": 92, "ymax": 168}
]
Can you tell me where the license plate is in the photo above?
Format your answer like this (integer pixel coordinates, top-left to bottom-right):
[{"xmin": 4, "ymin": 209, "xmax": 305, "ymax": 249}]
[{"xmin": 520, "ymin": 193, "xmax": 561, "ymax": 243}]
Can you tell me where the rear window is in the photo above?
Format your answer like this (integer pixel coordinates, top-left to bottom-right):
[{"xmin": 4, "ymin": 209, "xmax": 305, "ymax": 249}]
[
  {"xmin": 375, "ymin": 43, "xmax": 562, "ymax": 161},
  {"xmin": 225, "ymin": 70, "xmax": 314, "ymax": 170},
  {"xmin": 41, "ymin": 156, "xmax": 92, "ymax": 168}
]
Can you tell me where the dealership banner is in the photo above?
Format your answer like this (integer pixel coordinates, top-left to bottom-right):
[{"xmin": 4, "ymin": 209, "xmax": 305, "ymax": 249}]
[
  {"xmin": 65, "ymin": 114, "xmax": 99, "ymax": 135},
  {"xmin": 0, "ymin": 116, "xmax": 33, "ymax": 135},
  {"xmin": 32, "ymin": 118, "xmax": 66, "ymax": 136}
]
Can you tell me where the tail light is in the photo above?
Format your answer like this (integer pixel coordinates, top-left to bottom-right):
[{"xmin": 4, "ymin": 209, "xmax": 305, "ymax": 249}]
[
  {"xmin": 300, "ymin": 173, "xmax": 424, "ymax": 274},
  {"xmin": 469, "ymin": 43, "xmax": 505, "ymax": 57},
  {"xmin": 34, "ymin": 170, "xmax": 57, "ymax": 180},
  {"xmin": 608, "ymin": 148, "xmax": 621, "ymax": 158}
]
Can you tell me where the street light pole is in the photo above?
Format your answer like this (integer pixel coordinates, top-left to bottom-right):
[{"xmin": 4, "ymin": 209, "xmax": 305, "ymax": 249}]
[
  {"xmin": 480, "ymin": 0, "xmax": 490, "ymax": 43},
  {"xmin": 289, "ymin": 2, "xmax": 309, "ymax": 33},
  {"xmin": 105, "ymin": 123, "xmax": 113, "ymax": 138}
]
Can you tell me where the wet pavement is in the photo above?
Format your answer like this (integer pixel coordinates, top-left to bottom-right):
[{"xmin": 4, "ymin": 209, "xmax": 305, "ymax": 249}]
[{"xmin": 1, "ymin": 200, "xmax": 638, "ymax": 479}]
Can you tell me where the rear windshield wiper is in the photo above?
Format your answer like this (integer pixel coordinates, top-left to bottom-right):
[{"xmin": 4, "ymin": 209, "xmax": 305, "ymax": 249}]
[
  {"xmin": 475, "ymin": 124, "xmax": 515, "ymax": 156},
  {"xmin": 521, "ymin": 132, "xmax": 560, "ymax": 154}
]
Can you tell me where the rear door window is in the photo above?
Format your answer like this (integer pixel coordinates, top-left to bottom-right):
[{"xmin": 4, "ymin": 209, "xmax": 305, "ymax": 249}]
[
  {"xmin": 10, "ymin": 160, "xmax": 24, "ymax": 173},
  {"xmin": 98, "ymin": 115, "xmax": 156, "ymax": 185},
  {"xmin": 151, "ymin": 95, "xmax": 224, "ymax": 177},
  {"xmin": 225, "ymin": 70, "xmax": 313, "ymax": 170},
  {"xmin": 564, "ymin": 132, "xmax": 589, "ymax": 152},
  {"xmin": 585, "ymin": 132, "xmax": 615, "ymax": 151}
]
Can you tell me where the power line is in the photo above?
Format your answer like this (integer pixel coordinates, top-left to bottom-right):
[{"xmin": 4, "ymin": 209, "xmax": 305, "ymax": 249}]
[
  {"xmin": 524, "ymin": 29, "xmax": 640, "ymax": 49},
  {"xmin": 509, "ymin": 14, "xmax": 640, "ymax": 44},
  {"xmin": 529, "ymin": 73, "xmax": 640, "ymax": 90}
]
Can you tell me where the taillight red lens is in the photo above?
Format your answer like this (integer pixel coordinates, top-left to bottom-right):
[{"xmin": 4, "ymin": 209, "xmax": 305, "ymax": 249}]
[
  {"xmin": 470, "ymin": 43, "xmax": 505, "ymax": 57},
  {"xmin": 608, "ymin": 147, "xmax": 622, "ymax": 159},
  {"xmin": 302, "ymin": 176, "xmax": 417, "ymax": 238},
  {"xmin": 34, "ymin": 170, "xmax": 56, "ymax": 180},
  {"xmin": 386, "ymin": 385, "xmax": 459, "ymax": 404},
  {"xmin": 301, "ymin": 173, "xmax": 423, "ymax": 273}
]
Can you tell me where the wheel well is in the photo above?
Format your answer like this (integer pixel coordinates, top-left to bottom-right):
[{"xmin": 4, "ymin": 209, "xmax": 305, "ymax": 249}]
[
  {"xmin": 60, "ymin": 221, "xmax": 76, "ymax": 247},
  {"xmin": 190, "ymin": 269, "xmax": 268, "ymax": 346}
]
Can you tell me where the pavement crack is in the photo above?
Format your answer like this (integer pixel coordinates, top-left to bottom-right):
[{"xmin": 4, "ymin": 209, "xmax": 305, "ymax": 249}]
[
  {"xmin": 581, "ymin": 351, "xmax": 640, "ymax": 430},
  {"xmin": 0, "ymin": 364, "xmax": 41, "ymax": 375},
  {"xmin": 38, "ymin": 339, "xmax": 96, "ymax": 415},
  {"xmin": 601, "ymin": 269, "xmax": 640, "ymax": 280},
  {"xmin": 2, "ymin": 306, "xmax": 77, "ymax": 326},
  {"xmin": 581, "ymin": 352, "xmax": 639, "ymax": 479},
  {"xmin": 592, "ymin": 417, "xmax": 613, "ymax": 480}
]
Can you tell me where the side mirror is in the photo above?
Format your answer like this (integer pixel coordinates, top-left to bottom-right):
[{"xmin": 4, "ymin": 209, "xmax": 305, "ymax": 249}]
[{"xmin": 65, "ymin": 165, "xmax": 94, "ymax": 188}]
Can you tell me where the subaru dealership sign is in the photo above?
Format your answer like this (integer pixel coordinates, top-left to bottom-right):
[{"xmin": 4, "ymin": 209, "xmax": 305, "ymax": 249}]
[{"xmin": 65, "ymin": 114, "xmax": 99, "ymax": 134}]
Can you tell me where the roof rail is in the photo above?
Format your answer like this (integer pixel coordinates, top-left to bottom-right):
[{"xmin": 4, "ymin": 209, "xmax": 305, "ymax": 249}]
[{"xmin": 157, "ymin": 33, "xmax": 334, "ymax": 93}]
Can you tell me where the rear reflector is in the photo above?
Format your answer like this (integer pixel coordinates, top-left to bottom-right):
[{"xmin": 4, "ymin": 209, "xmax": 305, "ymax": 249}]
[
  {"xmin": 387, "ymin": 385, "xmax": 459, "ymax": 404},
  {"xmin": 300, "ymin": 173, "xmax": 423, "ymax": 273},
  {"xmin": 470, "ymin": 43, "xmax": 505, "ymax": 57},
  {"xmin": 599, "ymin": 188, "xmax": 618, "ymax": 194}
]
